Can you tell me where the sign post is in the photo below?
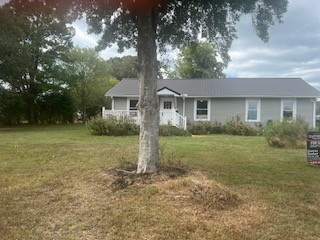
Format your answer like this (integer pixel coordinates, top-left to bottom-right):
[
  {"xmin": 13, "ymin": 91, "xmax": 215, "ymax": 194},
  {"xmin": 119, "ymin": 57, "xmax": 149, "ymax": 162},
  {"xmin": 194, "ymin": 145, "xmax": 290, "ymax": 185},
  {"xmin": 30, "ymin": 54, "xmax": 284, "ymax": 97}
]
[{"xmin": 307, "ymin": 132, "xmax": 320, "ymax": 165}]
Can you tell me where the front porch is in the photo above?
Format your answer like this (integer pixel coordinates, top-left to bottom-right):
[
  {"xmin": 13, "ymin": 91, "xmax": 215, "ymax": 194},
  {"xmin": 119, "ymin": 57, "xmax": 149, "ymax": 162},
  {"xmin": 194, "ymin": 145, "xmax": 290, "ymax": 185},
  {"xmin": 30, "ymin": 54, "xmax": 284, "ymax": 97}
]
[{"xmin": 102, "ymin": 108, "xmax": 187, "ymax": 130}]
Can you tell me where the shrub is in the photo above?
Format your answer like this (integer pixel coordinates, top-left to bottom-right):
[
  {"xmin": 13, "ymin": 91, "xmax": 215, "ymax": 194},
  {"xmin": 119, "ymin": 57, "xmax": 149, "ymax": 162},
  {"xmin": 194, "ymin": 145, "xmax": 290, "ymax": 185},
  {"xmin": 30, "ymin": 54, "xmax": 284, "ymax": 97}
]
[
  {"xmin": 87, "ymin": 116, "xmax": 139, "ymax": 136},
  {"xmin": 87, "ymin": 117, "xmax": 107, "ymax": 135},
  {"xmin": 223, "ymin": 116, "xmax": 256, "ymax": 136},
  {"xmin": 188, "ymin": 118, "xmax": 258, "ymax": 136},
  {"xmin": 265, "ymin": 119, "xmax": 308, "ymax": 148},
  {"xmin": 187, "ymin": 121, "xmax": 213, "ymax": 135},
  {"xmin": 210, "ymin": 121, "xmax": 224, "ymax": 134},
  {"xmin": 187, "ymin": 121, "xmax": 224, "ymax": 135},
  {"xmin": 159, "ymin": 125, "xmax": 192, "ymax": 136}
]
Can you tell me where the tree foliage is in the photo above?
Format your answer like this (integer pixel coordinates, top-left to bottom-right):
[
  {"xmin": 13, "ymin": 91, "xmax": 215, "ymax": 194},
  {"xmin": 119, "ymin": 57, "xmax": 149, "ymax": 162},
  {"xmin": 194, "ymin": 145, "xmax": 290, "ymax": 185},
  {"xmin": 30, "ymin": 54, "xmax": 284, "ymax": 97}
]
[
  {"xmin": 0, "ymin": 1, "xmax": 74, "ymax": 124},
  {"xmin": 105, "ymin": 55, "xmax": 163, "ymax": 80},
  {"xmin": 175, "ymin": 41, "xmax": 226, "ymax": 79},
  {"xmin": 66, "ymin": 47, "xmax": 118, "ymax": 122},
  {"xmin": 105, "ymin": 56, "xmax": 138, "ymax": 80},
  {"xmin": 81, "ymin": 0, "xmax": 287, "ymax": 63}
]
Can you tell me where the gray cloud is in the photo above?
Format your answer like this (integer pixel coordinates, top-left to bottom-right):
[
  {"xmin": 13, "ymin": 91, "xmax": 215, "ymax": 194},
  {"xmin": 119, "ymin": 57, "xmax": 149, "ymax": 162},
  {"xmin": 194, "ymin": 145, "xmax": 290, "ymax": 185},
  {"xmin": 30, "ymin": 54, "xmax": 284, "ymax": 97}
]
[{"xmin": 227, "ymin": 0, "xmax": 320, "ymax": 89}]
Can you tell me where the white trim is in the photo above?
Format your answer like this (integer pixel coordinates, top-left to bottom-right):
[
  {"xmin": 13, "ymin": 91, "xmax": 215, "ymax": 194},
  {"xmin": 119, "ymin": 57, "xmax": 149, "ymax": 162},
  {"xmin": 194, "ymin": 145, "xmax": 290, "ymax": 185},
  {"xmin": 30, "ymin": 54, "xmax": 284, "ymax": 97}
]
[
  {"xmin": 194, "ymin": 99, "xmax": 211, "ymax": 121},
  {"xmin": 157, "ymin": 88, "xmax": 180, "ymax": 96},
  {"xmin": 245, "ymin": 98, "xmax": 261, "ymax": 122},
  {"xmin": 281, "ymin": 99, "xmax": 297, "ymax": 121}
]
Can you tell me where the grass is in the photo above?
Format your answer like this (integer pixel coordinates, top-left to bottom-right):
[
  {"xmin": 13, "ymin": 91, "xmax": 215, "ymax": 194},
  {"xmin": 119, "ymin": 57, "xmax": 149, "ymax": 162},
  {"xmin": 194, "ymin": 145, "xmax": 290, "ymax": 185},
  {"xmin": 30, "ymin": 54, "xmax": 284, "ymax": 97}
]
[{"xmin": 0, "ymin": 125, "xmax": 320, "ymax": 239}]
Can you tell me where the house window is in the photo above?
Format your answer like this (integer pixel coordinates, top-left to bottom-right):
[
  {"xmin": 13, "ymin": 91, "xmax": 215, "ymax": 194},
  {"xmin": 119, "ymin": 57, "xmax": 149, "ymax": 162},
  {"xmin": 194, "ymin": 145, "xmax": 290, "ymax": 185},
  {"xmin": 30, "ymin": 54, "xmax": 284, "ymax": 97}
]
[
  {"xmin": 163, "ymin": 101, "xmax": 172, "ymax": 109},
  {"xmin": 195, "ymin": 99, "xmax": 210, "ymax": 121},
  {"xmin": 129, "ymin": 99, "xmax": 138, "ymax": 118},
  {"xmin": 129, "ymin": 99, "xmax": 138, "ymax": 111},
  {"xmin": 246, "ymin": 99, "xmax": 260, "ymax": 122},
  {"xmin": 281, "ymin": 99, "xmax": 296, "ymax": 120}
]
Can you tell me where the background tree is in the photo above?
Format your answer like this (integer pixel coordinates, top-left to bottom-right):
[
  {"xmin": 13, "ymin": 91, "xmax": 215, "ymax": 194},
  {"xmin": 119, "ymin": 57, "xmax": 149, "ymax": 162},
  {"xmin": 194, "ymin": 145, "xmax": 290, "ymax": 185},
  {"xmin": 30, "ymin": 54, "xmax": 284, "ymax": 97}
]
[
  {"xmin": 105, "ymin": 56, "xmax": 138, "ymax": 80},
  {"xmin": 66, "ymin": 47, "xmax": 118, "ymax": 122},
  {"xmin": 37, "ymin": 90, "xmax": 75, "ymax": 124},
  {"xmin": 0, "ymin": 1, "xmax": 74, "ymax": 124},
  {"xmin": 31, "ymin": 0, "xmax": 288, "ymax": 173},
  {"xmin": 175, "ymin": 41, "xmax": 226, "ymax": 79},
  {"xmin": 0, "ymin": 87, "xmax": 24, "ymax": 125},
  {"xmin": 105, "ymin": 55, "xmax": 163, "ymax": 81}
]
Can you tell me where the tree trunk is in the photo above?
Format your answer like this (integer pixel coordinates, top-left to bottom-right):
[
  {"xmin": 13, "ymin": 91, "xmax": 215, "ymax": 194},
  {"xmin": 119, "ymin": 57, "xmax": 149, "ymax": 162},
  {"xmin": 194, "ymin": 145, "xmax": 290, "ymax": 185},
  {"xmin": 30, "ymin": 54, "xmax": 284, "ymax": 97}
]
[
  {"xmin": 136, "ymin": 10, "xmax": 159, "ymax": 174},
  {"xmin": 25, "ymin": 89, "xmax": 36, "ymax": 125}
]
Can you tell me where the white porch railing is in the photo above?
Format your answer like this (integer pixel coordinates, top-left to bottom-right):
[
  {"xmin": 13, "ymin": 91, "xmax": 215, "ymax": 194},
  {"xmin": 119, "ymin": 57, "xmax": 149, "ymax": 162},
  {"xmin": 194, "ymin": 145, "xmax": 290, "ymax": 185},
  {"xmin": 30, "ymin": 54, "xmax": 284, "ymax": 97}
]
[
  {"xmin": 173, "ymin": 109, "xmax": 187, "ymax": 130},
  {"xmin": 102, "ymin": 107, "xmax": 187, "ymax": 130},
  {"xmin": 102, "ymin": 108, "xmax": 140, "ymax": 125}
]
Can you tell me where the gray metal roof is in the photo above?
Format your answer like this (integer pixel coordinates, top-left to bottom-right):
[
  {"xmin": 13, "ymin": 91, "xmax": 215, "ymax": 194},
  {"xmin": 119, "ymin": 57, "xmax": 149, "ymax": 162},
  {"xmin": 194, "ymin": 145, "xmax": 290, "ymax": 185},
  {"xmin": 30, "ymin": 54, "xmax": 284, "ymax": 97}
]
[{"xmin": 106, "ymin": 78, "xmax": 320, "ymax": 98}]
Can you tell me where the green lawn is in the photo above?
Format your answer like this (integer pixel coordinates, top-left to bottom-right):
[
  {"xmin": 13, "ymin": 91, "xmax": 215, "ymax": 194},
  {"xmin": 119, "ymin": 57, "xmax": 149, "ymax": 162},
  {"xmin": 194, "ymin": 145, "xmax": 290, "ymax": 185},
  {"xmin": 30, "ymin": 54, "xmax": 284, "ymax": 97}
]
[{"xmin": 0, "ymin": 125, "xmax": 319, "ymax": 239}]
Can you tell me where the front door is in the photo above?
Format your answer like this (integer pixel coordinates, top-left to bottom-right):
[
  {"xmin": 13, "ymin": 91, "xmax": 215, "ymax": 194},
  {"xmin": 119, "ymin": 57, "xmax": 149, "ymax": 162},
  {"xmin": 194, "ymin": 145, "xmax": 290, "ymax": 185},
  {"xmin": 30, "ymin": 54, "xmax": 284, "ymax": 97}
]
[{"xmin": 160, "ymin": 98, "xmax": 174, "ymax": 125}]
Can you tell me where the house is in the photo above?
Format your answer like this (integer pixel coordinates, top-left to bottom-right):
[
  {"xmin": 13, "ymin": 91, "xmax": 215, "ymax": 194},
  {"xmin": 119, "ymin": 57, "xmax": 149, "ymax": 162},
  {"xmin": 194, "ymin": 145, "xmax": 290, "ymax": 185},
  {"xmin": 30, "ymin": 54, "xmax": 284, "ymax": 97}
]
[{"xmin": 103, "ymin": 78, "xmax": 320, "ymax": 129}]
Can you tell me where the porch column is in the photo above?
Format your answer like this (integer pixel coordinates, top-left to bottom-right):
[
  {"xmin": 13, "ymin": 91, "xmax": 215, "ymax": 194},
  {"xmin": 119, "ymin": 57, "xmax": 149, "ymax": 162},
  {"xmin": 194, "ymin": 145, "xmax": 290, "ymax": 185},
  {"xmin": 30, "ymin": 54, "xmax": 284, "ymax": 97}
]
[
  {"xmin": 174, "ymin": 97, "xmax": 177, "ymax": 110},
  {"xmin": 111, "ymin": 97, "xmax": 115, "ymax": 110},
  {"xmin": 182, "ymin": 94, "xmax": 187, "ymax": 117},
  {"xmin": 102, "ymin": 107, "xmax": 106, "ymax": 118}
]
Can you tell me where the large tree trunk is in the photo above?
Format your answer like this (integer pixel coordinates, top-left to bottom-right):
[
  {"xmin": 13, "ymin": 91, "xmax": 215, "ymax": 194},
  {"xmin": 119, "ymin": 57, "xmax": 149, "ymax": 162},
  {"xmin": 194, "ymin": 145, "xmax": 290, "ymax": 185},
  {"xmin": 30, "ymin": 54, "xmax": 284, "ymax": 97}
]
[{"xmin": 136, "ymin": 9, "xmax": 159, "ymax": 174}]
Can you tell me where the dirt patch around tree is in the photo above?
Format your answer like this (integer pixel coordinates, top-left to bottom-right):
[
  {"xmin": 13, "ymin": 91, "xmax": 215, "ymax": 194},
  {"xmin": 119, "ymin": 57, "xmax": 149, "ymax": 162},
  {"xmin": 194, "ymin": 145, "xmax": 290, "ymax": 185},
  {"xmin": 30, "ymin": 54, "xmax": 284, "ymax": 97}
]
[{"xmin": 104, "ymin": 162, "xmax": 241, "ymax": 211}]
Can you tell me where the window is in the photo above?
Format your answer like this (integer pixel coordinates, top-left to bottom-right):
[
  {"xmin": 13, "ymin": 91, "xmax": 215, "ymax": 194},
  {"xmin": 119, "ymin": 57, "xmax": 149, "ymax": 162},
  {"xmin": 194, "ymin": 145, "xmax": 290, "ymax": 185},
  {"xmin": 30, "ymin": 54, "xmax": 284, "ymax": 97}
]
[
  {"xmin": 129, "ymin": 99, "xmax": 138, "ymax": 110},
  {"xmin": 163, "ymin": 101, "xmax": 172, "ymax": 109},
  {"xmin": 246, "ymin": 99, "xmax": 260, "ymax": 122},
  {"xmin": 281, "ymin": 99, "xmax": 296, "ymax": 120},
  {"xmin": 195, "ymin": 99, "xmax": 210, "ymax": 120},
  {"xmin": 129, "ymin": 99, "xmax": 138, "ymax": 118}
]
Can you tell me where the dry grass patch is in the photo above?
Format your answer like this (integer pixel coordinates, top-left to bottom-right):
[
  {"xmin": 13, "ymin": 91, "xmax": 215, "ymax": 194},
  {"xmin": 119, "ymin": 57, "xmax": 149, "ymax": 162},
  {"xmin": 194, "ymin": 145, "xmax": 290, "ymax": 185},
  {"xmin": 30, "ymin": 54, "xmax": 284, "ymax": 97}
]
[{"xmin": 100, "ymin": 164, "xmax": 268, "ymax": 239}]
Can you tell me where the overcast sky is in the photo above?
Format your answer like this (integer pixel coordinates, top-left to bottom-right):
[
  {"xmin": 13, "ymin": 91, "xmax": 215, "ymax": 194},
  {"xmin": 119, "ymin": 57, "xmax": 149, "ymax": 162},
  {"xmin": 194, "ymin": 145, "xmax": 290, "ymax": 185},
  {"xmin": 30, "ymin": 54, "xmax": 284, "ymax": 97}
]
[
  {"xmin": 227, "ymin": 0, "xmax": 320, "ymax": 90},
  {"xmin": 1, "ymin": 0, "xmax": 320, "ymax": 90}
]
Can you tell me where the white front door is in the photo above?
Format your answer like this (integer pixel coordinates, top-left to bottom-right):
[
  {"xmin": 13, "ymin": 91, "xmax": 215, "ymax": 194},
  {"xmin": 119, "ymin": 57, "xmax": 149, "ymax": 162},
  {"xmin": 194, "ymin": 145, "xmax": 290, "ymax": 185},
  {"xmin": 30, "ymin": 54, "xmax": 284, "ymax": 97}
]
[{"xmin": 160, "ymin": 98, "xmax": 174, "ymax": 125}]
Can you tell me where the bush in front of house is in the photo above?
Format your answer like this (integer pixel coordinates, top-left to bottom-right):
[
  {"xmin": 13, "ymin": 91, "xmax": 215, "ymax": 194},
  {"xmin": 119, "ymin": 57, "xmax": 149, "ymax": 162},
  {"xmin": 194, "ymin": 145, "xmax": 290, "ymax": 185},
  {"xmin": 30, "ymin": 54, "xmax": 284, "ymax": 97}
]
[
  {"xmin": 187, "ymin": 121, "xmax": 213, "ymax": 135},
  {"xmin": 265, "ymin": 119, "xmax": 308, "ymax": 148},
  {"xmin": 88, "ymin": 116, "xmax": 140, "ymax": 136},
  {"xmin": 223, "ymin": 116, "xmax": 257, "ymax": 136},
  {"xmin": 87, "ymin": 117, "xmax": 107, "ymax": 135},
  {"xmin": 188, "ymin": 117, "xmax": 257, "ymax": 136},
  {"xmin": 88, "ymin": 117, "xmax": 192, "ymax": 136},
  {"xmin": 159, "ymin": 124, "xmax": 192, "ymax": 136},
  {"xmin": 187, "ymin": 121, "xmax": 224, "ymax": 135}
]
